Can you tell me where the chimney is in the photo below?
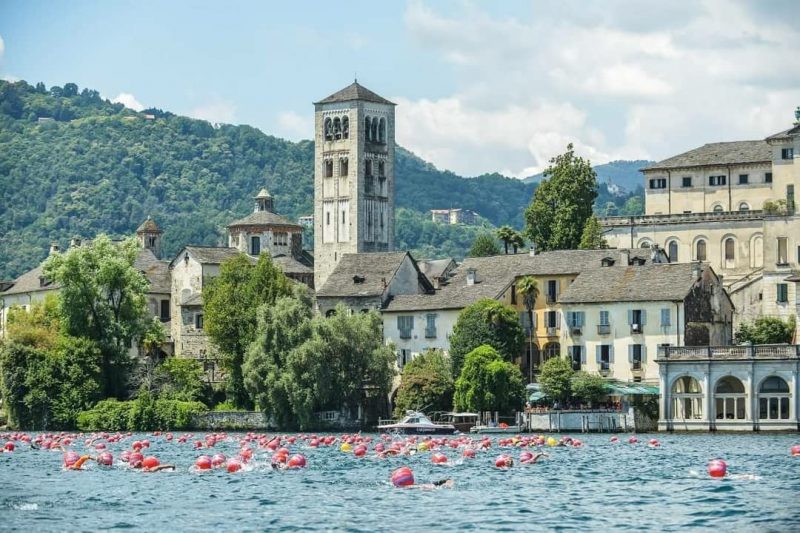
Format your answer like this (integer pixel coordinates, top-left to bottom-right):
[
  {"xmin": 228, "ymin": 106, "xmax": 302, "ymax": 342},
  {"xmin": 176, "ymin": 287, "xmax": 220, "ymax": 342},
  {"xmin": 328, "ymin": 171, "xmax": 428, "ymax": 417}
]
[
  {"xmin": 432, "ymin": 276, "xmax": 441, "ymax": 290},
  {"xmin": 49, "ymin": 241, "xmax": 60, "ymax": 255},
  {"xmin": 692, "ymin": 262, "xmax": 702, "ymax": 280},
  {"xmin": 70, "ymin": 237, "xmax": 81, "ymax": 248},
  {"xmin": 619, "ymin": 249, "xmax": 630, "ymax": 266},
  {"xmin": 529, "ymin": 245, "xmax": 536, "ymax": 257},
  {"xmin": 466, "ymin": 268, "xmax": 477, "ymax": 286}
]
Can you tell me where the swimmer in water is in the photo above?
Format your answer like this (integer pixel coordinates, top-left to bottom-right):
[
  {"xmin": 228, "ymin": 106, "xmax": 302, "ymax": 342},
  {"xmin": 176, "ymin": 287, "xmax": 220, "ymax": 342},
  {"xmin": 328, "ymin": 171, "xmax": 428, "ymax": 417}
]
[
  {"xmin": 66, "ymin": 455, "xmax": 93, "ymax": 470},
  {"xmin": 143, "ymin": 464, "xmax": 176, "ymax": 473},
  {"xmin": 415, "ymin": 479, "xmax": 455, "ymax": 490},
  {"xmin": 529, "ymin": 452, "xmax": 549, "ymax": 463}
]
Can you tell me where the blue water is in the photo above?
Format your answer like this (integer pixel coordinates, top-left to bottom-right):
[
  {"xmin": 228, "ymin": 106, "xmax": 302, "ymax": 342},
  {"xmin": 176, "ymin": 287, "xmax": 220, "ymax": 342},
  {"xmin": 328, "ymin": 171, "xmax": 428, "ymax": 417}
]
[{"xmin": 2, "ymin": 432, "xmax": 800, "ymax": 531}]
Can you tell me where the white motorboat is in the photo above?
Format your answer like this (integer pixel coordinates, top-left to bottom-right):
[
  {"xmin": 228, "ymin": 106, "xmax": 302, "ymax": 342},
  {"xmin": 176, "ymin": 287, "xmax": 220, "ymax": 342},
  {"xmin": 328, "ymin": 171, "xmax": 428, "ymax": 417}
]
[{"xmin": 377, "ymin": 411, "xmax": 456, "ymax": 434}]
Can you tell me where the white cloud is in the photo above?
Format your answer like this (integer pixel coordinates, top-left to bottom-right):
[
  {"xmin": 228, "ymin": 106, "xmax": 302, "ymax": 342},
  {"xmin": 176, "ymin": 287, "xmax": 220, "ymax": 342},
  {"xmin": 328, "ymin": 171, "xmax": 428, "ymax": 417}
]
[
  {"xmin": 111, "ymin": 92, "xmax": 145, "ymax": 112},
  {"xmin": 189, "ymin": 101, "xmax": 237, "ymax": 124},
  {"xmin": 399, "ymin": 1, "xmax": 800, "ymax": 178},
  {"xmin": 276, "ymin": 110, "xmax": 313, "ymax": 140}
]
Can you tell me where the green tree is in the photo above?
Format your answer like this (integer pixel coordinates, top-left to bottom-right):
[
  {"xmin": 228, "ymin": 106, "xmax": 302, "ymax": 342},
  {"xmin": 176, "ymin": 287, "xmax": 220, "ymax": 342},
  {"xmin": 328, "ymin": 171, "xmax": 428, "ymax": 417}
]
[
  {"xmin": 453, "ymin": 345, "xmax": 525, "ymax": 414},
  {"xmin": 538, "ymin": 356, "xmax": 574, "ymax": 404},
  {"xmin": 243, "ymin": 289, "xmax": 314, "ymax": 428},
  {"xmin": 43, "ymin": 235, "xmax": 149, "ymax": 398},
  {"xmin": 618, "ymin": 195, "xmax": 644, "ymax": 216},
  {"xmin": 510, "ymin": 231, "xmax": 525, "ymax": 254},
  {"xmin": 448, "ymin": 299, "xmax": 525, "ymax": 378},
  {"xmin": 469, "ymin": 233, "xmax": 501, "ymax": 257},
  {"xmin": 735, "ymin": 316, "xmax": 795, "ymax": 345},
  {"xmin": 155, "ymin": 358, "xmax": 209, "ymax": 402},
  {"xmin": 578, "ymin": 215, "xmax": 608, "ymax": 249},
  {"xmin": 496, "ymin": 226, "xmax": 516, "ymax": 255},
  {"xmin": 203, "ymin": 252, "xmax": 292, "ymax": 408},
  {"xmin": 571, "ymin": 371, "xmax": 607, "ymax": 405},
  {"xmin": 394, "ymin": 349, "xmax": 454, "ymax": 418},
  {"xmin": 524, "ymin": 143, "xmax": 598, "ymax": 251}
]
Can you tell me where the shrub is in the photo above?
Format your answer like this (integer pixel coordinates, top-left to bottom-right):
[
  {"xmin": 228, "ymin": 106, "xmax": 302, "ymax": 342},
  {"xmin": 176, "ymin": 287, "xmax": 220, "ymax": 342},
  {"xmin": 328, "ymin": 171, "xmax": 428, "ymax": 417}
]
[
  {"xmin": 77, "ymin": 399, "xmax": 133, "ymax": 431},
  {"xmin": 77, "ymin": 397, "xmax": 207, "ymax": 431}
]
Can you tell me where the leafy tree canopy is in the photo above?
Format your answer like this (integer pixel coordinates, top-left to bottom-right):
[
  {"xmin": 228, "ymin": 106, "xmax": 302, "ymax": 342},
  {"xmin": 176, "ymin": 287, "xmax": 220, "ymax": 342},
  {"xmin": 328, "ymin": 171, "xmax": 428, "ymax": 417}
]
[
  {"xmin": 571, "ymin": 371, "xmax": 607, "ymax": 405},
  {"xmin": 448, "ymin": 299, "xmax": 525, "ymax": 378},
  {"xmin": 735, "ymin": 316, "xmax": 796, "ymax": 345},
  {"xmin": 203, "ymin": 252, "xmax": 292, "ymax": 408},
  {"xmin": 393, "ymin": 349, "xmax": 454, "ymax": 418},
  {"xmin": 524, "ymin": 143, "xmax": 598, "ymax": 252},
  {"xmin": 43, "ymin": 234, "xmax": 149, "ymax": 397},
  {"xmin": 468, "ymin": 233, "xmax": 501, "ymax": 258},
  {"xmin": 538, "ymin": 356, "xmax": 574, "ymax": 404},
  {"xmin": 453, "ymin": 345, "xmax": 525, "ymax": 414},
  {"xmin": 579, "ymin": 215, "xmax": 609, "ymax": 250}
]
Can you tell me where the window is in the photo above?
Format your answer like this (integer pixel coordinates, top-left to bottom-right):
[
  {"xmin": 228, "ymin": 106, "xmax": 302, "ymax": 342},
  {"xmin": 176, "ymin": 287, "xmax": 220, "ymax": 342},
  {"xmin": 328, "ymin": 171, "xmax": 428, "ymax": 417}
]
[
  {"xmin": 629, "ymin": 344, "xmax": 644, "ymax": 370},
  {"xmin": 660, "ymin": 308, "xmax": 671, "ymax": 327},
  {"xmin": 649, "ymin": 178, "xmax": 667, "ymax": 189},
  {"xmin": 365, "ymin": 160, "xmax": 372, "ymax": 177},
  {"xmin": 250, "ymin": 236, "xmax": 260, "ymax": 256},
  {"xmin": 712, "ymin": 204, "xmax": 724, "ymax": 213},
  {"xmin": 378, "ymin": 161, "xmax": 385, "ymax": 177},
  {"xmin": 724, "ymin": 238, "xmax": 735, "ymax": 261},
  {"xmin": 759, "ymin": 376, "xmax": 790, "ymax": 420},
  {"xmin": 425, "ymin": 314, "xmax": 437, "ymax": 338},
  {"xmin": 342, "ymin": 116, "xmax": 349, "ymax": 139},
  {"xmin": 341, "ymin": 210, "xmax": 346, "ymax": 224},
  {"xmin": 777, "ymin": 283, "xmax": 788, "ymax": 303},
  {"xmin": 569, "ymin": 346, "xmax": 583, "ymax": 371},
  {"xmin": 546, "ymin": 280, "xmax": 557, "ymax": 303},
  {"xmin": 782, "ymin": 147, "xmax": 794, "ymax": 160},
  {"xmin": 629, "ymin": 309, "xmax": 645, "ymax": 332},
  {"xmin": 682, "ymin": 176, "xmax": 692, "ymax": 188},
  {"xmin": 160, "ymin": 300, "xmax": 170, "ymax": 321},
  {"xmin": 397, "ymin": 316, "xmax": 414, "ymax": 339},
  {"xmin": 546, "ymin": 310, "xmax": 559, "ymax": 329},
  {"xmin": 797, "ymin": 245, "xmax": 800, "ymax": 264},
  {"xmin": 398, "ymin": 349, "xmax": 411, "ymax": 368},
  {"xmin": 324, "ymin": 118, "xmax": 333, "ymax": 141},
  {"xmin": 510, "ymin": 284, "xmax": 517, "ymax": 305},
  {"xmin": 738, "ymin": 174, "xmax": 749, "ymax": 184},
  {"xmin": 364, "ymin": 117, "xmax": 371, "ymax": 142},
  {"xmin": 596, "ymin": 345, "xmax": 612, "ymax": 371},
  {"xmin": 714, "ymin": 376, "xmax": 746, "ymax": 420},
  {"xmin": 333, "ymin": 117, "xmax": 341, "ymax": 140},
  {"xmin": 739, "ymin": 202, "xmax": 750, "ymax": 211},
  {"xmin": 340, "ymin": 159, "xmax": 348, "ymax": 177},
  {"xmin": 709, "ymin": 175, "xmax": 726, "ymax": 186},
  {"xmin": 195, "ymin": 313, "xmax": 204, "ymax": 330},
  {"xmin": 672, "ymin": 376, "xmax": 702, "ymax": 420},
  {"xmin": 326, "ymin": 212, "xmax": 330, "ymax": 225},
  {"xmin": 325, "ymin": 160, "xmax": 333, "ymax": 178},
  {"xmin": 668, "ymin": 241, "xmax": 678, "ymax": 262},
  {"xmin": 777, "ymin": 237, "xmax": 788, "ymax": 265},
  {"xmin": 598, "ymin": 310, "xmax": 610, "ymax": 335},
  {"xmin": 543, "ymin": 342, "xmax": 560, "ymax": 360},
  {"xmin": 696, "ymin": 240, "xmax": 707, "ymax": 261},
  {"xmin": 765, "ymin": 172, "xmax": 773, "ymax": 183}
]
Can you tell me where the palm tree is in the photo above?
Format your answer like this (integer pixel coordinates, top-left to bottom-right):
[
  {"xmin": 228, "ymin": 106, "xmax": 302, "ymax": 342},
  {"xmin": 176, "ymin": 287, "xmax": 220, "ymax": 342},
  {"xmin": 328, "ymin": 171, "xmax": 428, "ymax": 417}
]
[
  {"xmin": 517, "ymin": 276, "xmax": 539, "ymax": 383},
  {"xmin": 510, "ymin": 231, "xmax": 525, "ymax": 254},
  {"xmin": 496, "ymin": 226, "xmax": 516, "ymax": 255}
]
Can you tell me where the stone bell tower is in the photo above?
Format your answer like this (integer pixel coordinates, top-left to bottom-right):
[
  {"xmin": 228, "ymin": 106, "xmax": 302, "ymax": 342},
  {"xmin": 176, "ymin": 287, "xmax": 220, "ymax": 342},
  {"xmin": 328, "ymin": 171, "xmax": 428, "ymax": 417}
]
[{"xmin": 313, "ymin": 81, "xmax": 396, "ymax": 290}]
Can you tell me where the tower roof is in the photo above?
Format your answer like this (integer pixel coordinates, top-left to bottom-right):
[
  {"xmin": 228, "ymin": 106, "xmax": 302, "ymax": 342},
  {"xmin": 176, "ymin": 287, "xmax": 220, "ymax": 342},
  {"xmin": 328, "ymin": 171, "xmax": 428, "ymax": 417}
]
[
  {"xmin": 315, "ymin": 82, "xmax": 395, "ymax": 106},
  {"xmin": 136, "ymin": 216, "xmax": 162, "ymax": 234},
  {"xmin": 255, "ymin": 188, "xmax": 272, "ymax": 199}
]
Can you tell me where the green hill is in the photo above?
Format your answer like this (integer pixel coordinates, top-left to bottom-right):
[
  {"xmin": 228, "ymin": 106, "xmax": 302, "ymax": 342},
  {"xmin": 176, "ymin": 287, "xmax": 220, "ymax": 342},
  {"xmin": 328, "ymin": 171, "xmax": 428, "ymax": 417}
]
[
  {"xmin": 524, "ymin": 159, "xmax": 652, "ymax": 193},
  {"xmin": 0, "ymin": 80, "xmax": 541, "ymax": 279}
]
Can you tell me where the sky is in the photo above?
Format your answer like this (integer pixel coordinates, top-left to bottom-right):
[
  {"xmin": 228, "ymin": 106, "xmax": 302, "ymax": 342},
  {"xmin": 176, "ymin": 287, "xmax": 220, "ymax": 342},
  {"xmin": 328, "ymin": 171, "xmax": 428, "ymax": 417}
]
[{"xmin": 1, "ymin": 0, "xmax": 799, "ymax": 178}]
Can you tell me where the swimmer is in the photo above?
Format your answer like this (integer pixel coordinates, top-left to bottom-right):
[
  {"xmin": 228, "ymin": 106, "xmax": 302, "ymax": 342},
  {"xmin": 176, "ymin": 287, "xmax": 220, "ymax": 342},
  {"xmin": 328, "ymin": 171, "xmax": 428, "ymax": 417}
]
[
  {"xmin": 143, "ymin": 464, "xmax": 176, "ymax": 473},
  {"xmin": 66, "ymin": 455, "xmax": 93, "ymax": 470},
  {"xmin": 414, "ymin": 479, "xmax": 455, "ymax": 490},
  {"xmin": 528, "ymin": 452, "xmax": 549, "ymax": 464}
]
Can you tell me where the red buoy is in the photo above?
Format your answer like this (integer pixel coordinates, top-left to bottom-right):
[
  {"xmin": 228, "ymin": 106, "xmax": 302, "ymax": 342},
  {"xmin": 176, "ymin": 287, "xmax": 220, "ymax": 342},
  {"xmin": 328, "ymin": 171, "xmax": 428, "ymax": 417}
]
[
  {"xmin": 195, "ymin": 455, "xmax": 212, "ymax": 470},
  {"xmin": 287, "ymin": 454, "xmax": 307, "ymax": 469},
  {"xmin": 708, "ymin": 459, "xmax": 727, "ymax": 478},
  {"xmin": 431, "ymin": 452, "xmax": 448, "ymax": 464},
  {"xmin": 391, "ymin": 466, "xmax": 414, "ymax": 487},
  {"xmin": 4, "ymin": 441, "xmax": 15, "ymax": 452},
  {"xmin": 211, "ymin": 453, "xmax": 226, "ymax": 467},
  {"xmin": 791, "ymin": 445, "xmax": 800, "ymax": 457}
]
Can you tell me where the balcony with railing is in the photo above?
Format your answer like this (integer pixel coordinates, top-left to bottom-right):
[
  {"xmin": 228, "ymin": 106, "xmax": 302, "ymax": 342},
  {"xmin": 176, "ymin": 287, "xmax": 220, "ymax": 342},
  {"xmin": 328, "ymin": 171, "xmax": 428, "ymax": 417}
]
[
  {"xmin": 657, "ymin": 344, "xmax": 800, "ymax": 361},
  {"xmin": 600, "ymin": 209, "xmax": 765, "ymax": 228},
  {"xmin": 424, "ymin": 327, "xmax": 437, "ymax": 339},
  {"xmin": 546, "ymin": 294, "xmax": 557, "ymax": 304},
  {"xmin": 597, "ymin": 324, "xmax": 610, "ymax": 335}
]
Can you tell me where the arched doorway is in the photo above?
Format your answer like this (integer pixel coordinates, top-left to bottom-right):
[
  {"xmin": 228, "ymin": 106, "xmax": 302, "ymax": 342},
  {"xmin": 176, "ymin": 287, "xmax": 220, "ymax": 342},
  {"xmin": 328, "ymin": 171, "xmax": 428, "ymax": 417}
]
[
  {"xmin": 758, "ymin": 376, "xmax": 790, "ymax": 420},
  {"xmin": 714, "ymin": 376, "xmax": 746, "ymax": 420},
  {"xmin": 671, "ymin": 376, "xmax": 703, "ymax": 420}
]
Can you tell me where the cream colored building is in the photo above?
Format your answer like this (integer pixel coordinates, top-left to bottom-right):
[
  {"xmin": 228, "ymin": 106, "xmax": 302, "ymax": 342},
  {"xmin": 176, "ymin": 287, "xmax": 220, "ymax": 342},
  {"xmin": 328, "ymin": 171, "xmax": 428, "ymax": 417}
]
[
  {"xmin": 558, "ymin": 262, "xmax": 733, "ymax": 385},
  {"xmin": 602, "ymin": 112, "xmax": 800, "ymax": 337}
]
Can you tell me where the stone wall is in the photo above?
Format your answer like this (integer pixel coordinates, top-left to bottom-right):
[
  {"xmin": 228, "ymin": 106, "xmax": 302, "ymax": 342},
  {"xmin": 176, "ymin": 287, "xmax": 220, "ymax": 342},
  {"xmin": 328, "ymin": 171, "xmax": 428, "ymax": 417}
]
[{"xmin": 192, "ymin": 411, "xmax": 271, "ymax": 430}]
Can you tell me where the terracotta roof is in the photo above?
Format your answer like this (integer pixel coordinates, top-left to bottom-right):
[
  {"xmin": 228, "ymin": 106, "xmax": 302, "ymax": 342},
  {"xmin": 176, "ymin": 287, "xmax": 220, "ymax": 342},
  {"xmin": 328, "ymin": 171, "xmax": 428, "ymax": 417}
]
[
  {"xmin": 316, "ymin": 252, "xmax": 411, "ymax": 297},
  {"xmin": 559, "ymin": 263, "xmax": 707, "ymax": 303},
  {"xmin": 644, "ymin": 141, "xmax": 771, "ymax": 171},
  {"xmin": 315, "ymin": 82, "xmax": 395, "ymax": 106},
  {"xmin": 227, "ymin": 210, "xmax": 301, "ymax": 229},
  {"xmin": 384, "ymin": 249, "xmax": 662, "ymax": 312},
  {"xmin": 136, "ymin": 216, "xmax": 162, "ymax": 233}
]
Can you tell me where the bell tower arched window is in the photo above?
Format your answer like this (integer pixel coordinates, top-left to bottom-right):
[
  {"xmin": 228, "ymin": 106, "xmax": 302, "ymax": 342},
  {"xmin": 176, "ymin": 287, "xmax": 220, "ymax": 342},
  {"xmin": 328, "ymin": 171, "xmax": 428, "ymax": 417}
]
[
  {"xmin": 668, "ymin": 241, "xmax": 678, "ymax": 262},
  {"xmin": 333, "ymin": 117, "xmax": 341, "ymax": 140},
  {"xmin": 364, "ymin": 117, "xmax": 371, "ymax": 142},
  {"xmin": 725, "ymin": 238, "xmax": 735, "ymax": 261},
  {"xmin": 342, "ymin": 116, "xmax": 349, "ymax": 139},
  {"xmin": 324, "ymin": 118, "xmax": 333, "ymax": 141},
  {"xmin": 696, "ymin": 240, "xmax": 707, "ymax": 261},
  {"xmin": 378, "ymin": 118, "xmax": 386, "ymax": 144}
]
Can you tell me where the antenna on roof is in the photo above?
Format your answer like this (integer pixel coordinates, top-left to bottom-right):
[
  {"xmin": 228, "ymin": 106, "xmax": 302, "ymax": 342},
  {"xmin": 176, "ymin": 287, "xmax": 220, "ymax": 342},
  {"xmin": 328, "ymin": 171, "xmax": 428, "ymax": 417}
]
[{"xmin": 354, "ymin": 73, "xmax": 358, "ymax": 83}]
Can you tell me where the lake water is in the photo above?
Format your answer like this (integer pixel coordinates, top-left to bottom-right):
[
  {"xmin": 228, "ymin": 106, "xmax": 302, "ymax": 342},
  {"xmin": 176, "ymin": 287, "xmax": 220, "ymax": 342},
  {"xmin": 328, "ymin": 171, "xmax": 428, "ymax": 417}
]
[{"xmin": 2, "ymin": 432, "xmax": 799, "ymax": 531}]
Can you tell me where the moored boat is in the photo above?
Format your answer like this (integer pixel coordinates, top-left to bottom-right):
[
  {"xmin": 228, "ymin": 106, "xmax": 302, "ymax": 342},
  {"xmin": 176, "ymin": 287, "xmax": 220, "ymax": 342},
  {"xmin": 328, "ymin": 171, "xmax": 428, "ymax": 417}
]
[{"xmin": 377, "ymin": 411, "xmax": 456, "ymax": 434}]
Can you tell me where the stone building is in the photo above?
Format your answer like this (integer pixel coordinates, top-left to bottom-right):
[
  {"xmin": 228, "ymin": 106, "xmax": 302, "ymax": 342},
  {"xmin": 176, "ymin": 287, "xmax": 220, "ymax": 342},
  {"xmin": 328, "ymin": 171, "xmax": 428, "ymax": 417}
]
[
  {"xmin": 430, "ymin": 208, "xmax": 479, "ymax": 225},
  {"xmin": 602, "ymin": 111, "xmax": 800, "ymax": 337},
  {"xmin": 657, "ymin": 344, "xmax": 800, "ymax": 431},
  {"xmin": 313, "ymin": 82, "xmax": 396, "ymax": 290}
]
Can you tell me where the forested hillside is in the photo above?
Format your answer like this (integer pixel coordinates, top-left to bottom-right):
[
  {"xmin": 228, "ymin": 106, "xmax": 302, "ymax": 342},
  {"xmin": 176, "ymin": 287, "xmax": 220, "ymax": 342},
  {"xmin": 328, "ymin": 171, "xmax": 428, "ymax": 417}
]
[{"xmin": 0, "ymin": 80, "xmax": 643, "ymax": 279}]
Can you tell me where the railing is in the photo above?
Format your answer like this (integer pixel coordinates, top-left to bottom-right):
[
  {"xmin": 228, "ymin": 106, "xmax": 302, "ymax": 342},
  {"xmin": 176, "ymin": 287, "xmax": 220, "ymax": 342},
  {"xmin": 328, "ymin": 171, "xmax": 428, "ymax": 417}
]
[
  {"xmin": 657, "ymin": 344, "xmax": 800, "ymax": 360},
  {"xmin": 570, "ymin": 326, "xmax": 582, "ymax": 337},
  {"xmin": 424, "ymin": 327, "xmax": 437, "ymax": 338},
  {"xmin": 597, "ymin": 324, "xmax": 610, "ymax": 335},
  {"xmin": 546, "ymin": 294, "xmax": 557, "ymax": 304},
  {"xmin": 600, "ymin": 210, "xmax": 765, "ymax": 227},
  {"xmin": 399, "ymin": 330, "xmax": 412, "ymax": 340},
  {"xmin": 546, "ymin": 327, "xmax": 558, "ymax": 337}
]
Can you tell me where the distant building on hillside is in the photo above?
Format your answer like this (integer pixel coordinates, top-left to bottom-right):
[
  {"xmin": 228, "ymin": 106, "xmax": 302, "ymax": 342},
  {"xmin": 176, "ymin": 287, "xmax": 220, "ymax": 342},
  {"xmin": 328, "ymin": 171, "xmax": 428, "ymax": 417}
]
[
  {"xmin": 430, "ymin": 208, "xmax": 479, "ymax": 225},
  {"xmin": 298, "ymin": 215, "xmax": 314, "ymax": 227}
]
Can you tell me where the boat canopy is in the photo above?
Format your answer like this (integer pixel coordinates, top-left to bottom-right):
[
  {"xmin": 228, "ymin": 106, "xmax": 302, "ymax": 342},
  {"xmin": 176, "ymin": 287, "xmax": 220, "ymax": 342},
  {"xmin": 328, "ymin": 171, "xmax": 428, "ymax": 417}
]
[{"xmin": 529, "ymin": 391, "xmax": 547, "ymax": 402}]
